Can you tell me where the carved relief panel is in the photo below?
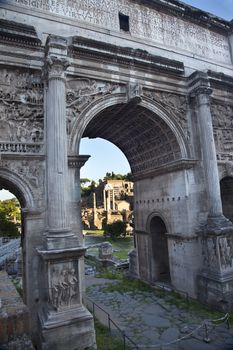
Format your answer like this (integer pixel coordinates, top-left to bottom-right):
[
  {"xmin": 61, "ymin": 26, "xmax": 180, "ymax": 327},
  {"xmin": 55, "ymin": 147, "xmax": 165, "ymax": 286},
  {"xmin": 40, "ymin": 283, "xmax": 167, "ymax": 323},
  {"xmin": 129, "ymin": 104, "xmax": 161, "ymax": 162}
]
[
  {"xmin": 211, "ymin": 102, "xmax": 233, "ymax": 161},
  {"xmin": 49, "ymin": 259, "xmax": 80, "ymax": 310},
  {"xmin": 143, "ymin": 89, "xmax": 188, "ymax": 132},
  {"xmin": 202, "ymin": 235, "xmax": 233, "ymax": 273},
  {"xmin": 0, "ymin": 159, "xmax": 45, "ymax": 207},
  {"xmin": 0, "ymin": 68, "xmax": 44, "ymax": 152},
  {"xmin": 66, "ymin": 78, "xmax": 121, "ymax": 134}
]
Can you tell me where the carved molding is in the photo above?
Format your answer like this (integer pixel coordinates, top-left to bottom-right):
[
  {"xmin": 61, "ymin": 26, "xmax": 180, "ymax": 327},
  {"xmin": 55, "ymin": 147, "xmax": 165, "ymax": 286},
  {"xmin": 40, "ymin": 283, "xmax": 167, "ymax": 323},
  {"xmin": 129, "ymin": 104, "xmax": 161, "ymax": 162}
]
[
  {"xmin": 68, "ymin": 155, "xmax": 90, "ymax": 169},
  {"xmin": 132, "ymin": 159, "xmax": 197, "ymax": 181}
]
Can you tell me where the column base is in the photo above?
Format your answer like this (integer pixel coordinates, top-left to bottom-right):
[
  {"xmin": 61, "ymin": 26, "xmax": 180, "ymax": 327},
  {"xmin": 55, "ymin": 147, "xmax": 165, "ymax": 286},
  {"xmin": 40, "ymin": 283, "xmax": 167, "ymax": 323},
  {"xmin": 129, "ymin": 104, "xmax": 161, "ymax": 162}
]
[
  {"xmin": 205, "ymin": 215, "xmax": 233, "ymax": 235},
  {"xmin": 197, "ymin": 271, "xmax": 233, "ymax": 311},
  {"xmin": 45, "ymin": 229, "xmax": 80, "ymax": 250},
  {"xmin": 38, "ymin": 305, "xmax": 96, "ymax": 350}
]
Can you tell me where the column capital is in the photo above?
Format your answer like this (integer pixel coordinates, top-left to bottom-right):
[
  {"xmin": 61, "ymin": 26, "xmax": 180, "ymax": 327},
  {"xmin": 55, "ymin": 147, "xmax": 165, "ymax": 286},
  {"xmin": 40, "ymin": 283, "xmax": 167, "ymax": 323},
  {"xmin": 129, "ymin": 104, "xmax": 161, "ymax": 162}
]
[
  {"xmin": 45, "ymin": 56, "xmax": 70, "ymax": 81},
  {"xmin": 190, "ymin": 86, "xmax": 212, "ymax": 98}
]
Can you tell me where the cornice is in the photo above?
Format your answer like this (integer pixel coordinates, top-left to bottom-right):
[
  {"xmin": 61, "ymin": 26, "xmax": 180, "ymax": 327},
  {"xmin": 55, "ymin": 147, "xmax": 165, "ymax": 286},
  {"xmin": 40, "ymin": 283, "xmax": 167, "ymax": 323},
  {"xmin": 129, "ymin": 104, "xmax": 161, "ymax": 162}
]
[
  {"xmin": 141, "ymin": 0, "xmax": 232, "ymax": 35},
  {"xmin": 207, "ymin": 70, "xmax": 233, "ymax": 93},
  {"xmin": 0, "ymin": 19, "xmax": 42, "ymax": 48},
  {"xmin": 132, "ymin": 159, "xmax": 197, "ymax": 181},
  {"xmin": 70, "ymin": 37, "xmax": 184, "ymax": 76}
]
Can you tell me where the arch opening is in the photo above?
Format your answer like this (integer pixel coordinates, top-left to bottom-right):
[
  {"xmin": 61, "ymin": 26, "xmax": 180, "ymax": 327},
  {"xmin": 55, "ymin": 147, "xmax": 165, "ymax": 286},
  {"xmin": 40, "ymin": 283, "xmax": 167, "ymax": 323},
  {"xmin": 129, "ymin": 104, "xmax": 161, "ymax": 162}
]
[
  {"xmin": 80, "ymin": 137, "xmax": 133, "ymax": 231},
  {"xmin": 0, "ymin": 176, "xmax": 30, "ymax": 300},
  {"xmin": 220, "ymin": 176, "xmax": 233, "ymax": 223},
  {"xmin": 82, "ymin": 103, "xmax": 183, "ymax": 176},
  {"xmin": 150, "ymin": 216, "xmax": 170, "ymax": 284}
]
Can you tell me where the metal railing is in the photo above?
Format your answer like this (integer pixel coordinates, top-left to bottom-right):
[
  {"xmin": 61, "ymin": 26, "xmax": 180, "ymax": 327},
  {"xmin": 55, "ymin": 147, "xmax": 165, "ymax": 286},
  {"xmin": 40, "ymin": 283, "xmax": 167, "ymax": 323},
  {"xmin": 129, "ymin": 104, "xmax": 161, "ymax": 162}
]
[{"xmin": 84, "ymin": 296, "xmax": 139, "ymax": 350}]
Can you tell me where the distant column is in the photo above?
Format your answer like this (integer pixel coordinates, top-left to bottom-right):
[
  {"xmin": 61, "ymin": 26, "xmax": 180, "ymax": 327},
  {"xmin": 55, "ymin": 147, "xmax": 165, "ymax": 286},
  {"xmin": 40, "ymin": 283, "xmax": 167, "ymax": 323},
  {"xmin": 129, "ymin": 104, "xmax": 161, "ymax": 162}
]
[{"xmin": 103, "ymin": 190, "xmax": 106, "ymax": 211}]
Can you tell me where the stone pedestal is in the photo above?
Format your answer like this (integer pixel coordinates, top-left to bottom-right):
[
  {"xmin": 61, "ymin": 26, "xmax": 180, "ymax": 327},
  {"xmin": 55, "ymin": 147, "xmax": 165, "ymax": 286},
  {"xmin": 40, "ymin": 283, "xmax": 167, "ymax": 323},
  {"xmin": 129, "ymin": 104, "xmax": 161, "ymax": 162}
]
[
  {"xmin": 128, "ymin": 249, "xmax": 138, "ymax": 279},
  {"xmin": 198, "ymin": 228, "xmax": 233, "ymax": 311},
  {"xmin": 99, "ymin": 242, "xmax": 113, "ymax": 260},
  {"xmin": 38, "ymin": 248, "xmax": 96, "ymax": 350}
]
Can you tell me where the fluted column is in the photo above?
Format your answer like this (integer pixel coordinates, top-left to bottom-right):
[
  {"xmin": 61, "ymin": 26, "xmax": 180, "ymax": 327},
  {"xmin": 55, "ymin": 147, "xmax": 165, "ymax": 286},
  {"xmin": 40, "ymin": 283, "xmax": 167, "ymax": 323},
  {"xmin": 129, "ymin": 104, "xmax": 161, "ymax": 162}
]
[
  {"xmin": 195, "ymin": 87, "xmax": 223, "ymax": 217},
  {"xmin": 46, "ymin": 57, "xmax": 70, "ymax": 233}
]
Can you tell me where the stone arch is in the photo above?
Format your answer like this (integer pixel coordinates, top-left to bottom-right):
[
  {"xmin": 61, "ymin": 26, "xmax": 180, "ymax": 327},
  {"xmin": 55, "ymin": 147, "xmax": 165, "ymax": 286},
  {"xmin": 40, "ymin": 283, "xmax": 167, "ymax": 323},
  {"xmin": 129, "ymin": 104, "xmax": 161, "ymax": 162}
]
[
  {"xmin": 147, "ymin": 212, "xmax": 171, "ymax": 284},
  {"xmin": 0, "ymin": 168, "xmax": 35, "ymax": 209},
  {"xmin": 70, "ymin": 93, "xmax": 190, "ymax": 164}
]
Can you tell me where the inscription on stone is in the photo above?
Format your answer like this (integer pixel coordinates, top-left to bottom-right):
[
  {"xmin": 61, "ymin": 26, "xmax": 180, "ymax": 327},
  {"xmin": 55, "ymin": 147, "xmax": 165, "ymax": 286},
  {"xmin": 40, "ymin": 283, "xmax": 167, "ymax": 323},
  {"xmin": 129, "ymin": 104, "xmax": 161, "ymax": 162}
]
[{"xmin": 14, "ymin": 0, "xmax": 231, "ymax": 64}]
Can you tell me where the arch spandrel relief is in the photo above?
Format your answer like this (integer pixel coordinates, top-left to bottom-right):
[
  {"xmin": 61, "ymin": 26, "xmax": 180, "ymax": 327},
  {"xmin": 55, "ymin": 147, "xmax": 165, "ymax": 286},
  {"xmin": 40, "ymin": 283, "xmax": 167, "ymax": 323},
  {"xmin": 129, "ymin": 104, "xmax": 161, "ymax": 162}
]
[
  {"xmin": 0, "ymin": 159, "xmax": 45, "ymax": 208},
  {"xmin": 0, "ymin": 69, "xmax": 44, "ymax": 152},
  {"xmin": 143, "ymin": 89, "xmax": 188, "ymax": 132},
  {"xmin": 211, "ymin": 102, "xmax": 233, "ymax": 161},
  {"xmin": 66, "ymin": 78, "xmax": 121, "ymax": 135}
]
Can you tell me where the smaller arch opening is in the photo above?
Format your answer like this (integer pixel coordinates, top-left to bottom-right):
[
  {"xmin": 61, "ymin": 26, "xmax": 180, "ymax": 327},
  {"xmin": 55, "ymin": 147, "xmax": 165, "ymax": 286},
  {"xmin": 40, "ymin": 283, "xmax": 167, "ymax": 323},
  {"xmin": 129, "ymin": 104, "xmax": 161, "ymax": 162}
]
[
  {"xmin": 220, "ymin": 176, "xmax": 233, "ymax": 223},
  {"xmin": 150, "ymin": 216, "xmax": 170, "ymax": 284},
  {"xmin": 0, "ymin": 188, "xmax": 22, "ymax": 281}
]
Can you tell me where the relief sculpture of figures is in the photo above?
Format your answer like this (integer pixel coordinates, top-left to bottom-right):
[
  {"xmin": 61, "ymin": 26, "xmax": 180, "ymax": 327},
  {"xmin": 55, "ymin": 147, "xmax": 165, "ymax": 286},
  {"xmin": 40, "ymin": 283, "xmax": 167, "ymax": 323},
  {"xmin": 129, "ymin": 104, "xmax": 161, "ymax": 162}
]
[
  {"xmin": 219, "ymin": 237, "xmax": 232, "ymax": 269},
  {"xmin": 51, "ymin": 267, "xmax": 79, "ymax": 309},
  {"xmin": 0, "ymin": 69, "xmax": 44, "ymax": 145}
]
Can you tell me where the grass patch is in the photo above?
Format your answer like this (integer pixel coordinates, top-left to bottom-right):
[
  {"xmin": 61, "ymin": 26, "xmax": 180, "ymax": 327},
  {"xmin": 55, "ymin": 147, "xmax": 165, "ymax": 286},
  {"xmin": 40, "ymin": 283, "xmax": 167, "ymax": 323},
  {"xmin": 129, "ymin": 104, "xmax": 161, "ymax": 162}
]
[
  {"xmin": 95, "ymin": 268, "xmax": 123, "ymax": 280},
  {"xmin": 95, "ymin": 318, "xmax": 128, "ymax": 350},
  {"xmin": 113, "ymin": 250, "xmax": 129, "ymax": 260}
]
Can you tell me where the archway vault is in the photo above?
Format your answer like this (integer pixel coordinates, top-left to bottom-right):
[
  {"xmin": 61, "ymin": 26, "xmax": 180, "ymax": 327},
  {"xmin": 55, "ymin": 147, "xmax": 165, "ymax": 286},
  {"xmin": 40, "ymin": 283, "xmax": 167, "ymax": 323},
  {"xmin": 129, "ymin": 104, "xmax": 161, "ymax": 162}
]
[{"xmin": 71, "ymin": 94, "xmax": 191, "ymax": 177}]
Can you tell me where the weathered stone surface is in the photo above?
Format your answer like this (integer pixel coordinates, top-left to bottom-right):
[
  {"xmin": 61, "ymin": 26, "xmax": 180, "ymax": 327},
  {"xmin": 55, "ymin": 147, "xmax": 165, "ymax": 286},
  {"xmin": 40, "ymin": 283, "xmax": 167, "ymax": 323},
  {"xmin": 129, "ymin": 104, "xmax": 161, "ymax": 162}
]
[
  {"xmin": 0, "ymin": 0, "xmax": 233, "ymax": 348},
  {"xmin": 0, "ymin": 271, "xmax": 31, "ymax": 346}
]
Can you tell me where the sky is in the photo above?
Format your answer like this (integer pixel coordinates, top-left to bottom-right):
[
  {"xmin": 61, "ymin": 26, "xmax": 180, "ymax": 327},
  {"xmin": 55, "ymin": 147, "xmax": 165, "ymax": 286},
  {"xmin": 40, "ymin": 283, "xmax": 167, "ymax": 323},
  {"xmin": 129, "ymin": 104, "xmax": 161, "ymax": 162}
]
[{"xmin": 0, "ymin": 0, "xmax": 232, "ymax": 199}]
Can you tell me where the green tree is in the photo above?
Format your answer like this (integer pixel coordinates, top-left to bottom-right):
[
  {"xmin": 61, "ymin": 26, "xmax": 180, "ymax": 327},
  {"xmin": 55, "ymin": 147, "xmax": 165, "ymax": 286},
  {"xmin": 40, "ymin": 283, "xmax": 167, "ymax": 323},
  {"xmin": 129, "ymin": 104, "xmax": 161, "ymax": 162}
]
[
  {"xmin": 81, "ymin": 180, "xmax": 96, "ymax": 197},
  {"xmin": 0, "ymin": 198, "xmax": 21, "ymax": 223},
  {"xmin": 0, "ymin": 213, "xmax": 20, "ymax": 238},
  {"xmin": 103, "ymin": 220, "xmax": 127, "ymax": 240}
]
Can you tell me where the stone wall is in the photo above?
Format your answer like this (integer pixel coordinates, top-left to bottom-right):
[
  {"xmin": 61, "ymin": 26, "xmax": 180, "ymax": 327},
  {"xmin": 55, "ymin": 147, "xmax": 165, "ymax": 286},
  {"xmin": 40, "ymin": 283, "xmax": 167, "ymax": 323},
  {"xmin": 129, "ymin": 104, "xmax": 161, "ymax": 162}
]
[{"xmin": 0, "ymin": 271, "xmax": 33, "ymax": 349}]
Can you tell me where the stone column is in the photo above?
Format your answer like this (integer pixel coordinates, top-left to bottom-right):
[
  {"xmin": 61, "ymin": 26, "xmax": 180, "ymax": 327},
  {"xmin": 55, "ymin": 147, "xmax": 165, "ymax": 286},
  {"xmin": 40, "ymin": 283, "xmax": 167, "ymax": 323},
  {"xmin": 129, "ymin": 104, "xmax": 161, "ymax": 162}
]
[
  {"xmin": 190, "ymin": 73, "xmax": 233, "ymax": 231},
  {"xmin": 103, "ymin": 189, "xmax": 106, "ymax": 210},
  {"xmin": 112, "ymin": 188, "xmax": 115, "ymax": 210},
  {"xmin": 195, "ymin": 87, "xmax": 223, "ymax": 218},
  {"xmin": 45, "ymin": 37, "xmax": 76, "ymax": 250},
  {"xmin": 190, "ymin": 72, "xmax": 233, "ymax": 311}
]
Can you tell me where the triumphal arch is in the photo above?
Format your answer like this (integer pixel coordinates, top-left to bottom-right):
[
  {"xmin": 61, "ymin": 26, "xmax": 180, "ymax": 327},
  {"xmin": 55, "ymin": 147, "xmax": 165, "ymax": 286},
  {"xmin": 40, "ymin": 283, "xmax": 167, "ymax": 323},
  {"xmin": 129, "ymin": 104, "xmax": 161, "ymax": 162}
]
[{"xmin": 0, "ymin": 0, "xmax": 233, "ymax": 348}]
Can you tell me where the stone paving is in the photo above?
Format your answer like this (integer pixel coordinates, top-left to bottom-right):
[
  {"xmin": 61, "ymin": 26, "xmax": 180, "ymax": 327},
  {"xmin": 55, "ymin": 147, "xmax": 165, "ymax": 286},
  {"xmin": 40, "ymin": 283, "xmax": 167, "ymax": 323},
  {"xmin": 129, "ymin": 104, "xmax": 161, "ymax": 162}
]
[{"xmin": 85, "ymin": 276, "xmax": 233, "ymax": 350}]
